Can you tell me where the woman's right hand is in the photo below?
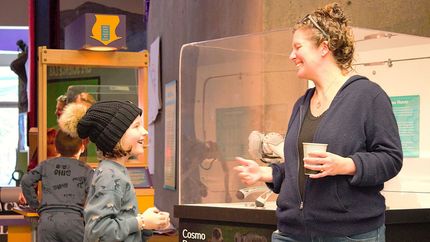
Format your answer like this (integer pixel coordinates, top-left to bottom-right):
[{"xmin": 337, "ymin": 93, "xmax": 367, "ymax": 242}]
[
  {"xmin": 233, "ymin": 157, "xmax": 273, "ymax": 185},
  {"xmin": 138, "ymin": 207, "xmax": 170, "ymax": 230}
]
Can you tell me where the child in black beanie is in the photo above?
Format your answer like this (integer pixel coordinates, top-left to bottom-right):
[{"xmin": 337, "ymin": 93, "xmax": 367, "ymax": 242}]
[{"xmin": 64, "ymin": 100, "xmax": 170, "ymax": 242}]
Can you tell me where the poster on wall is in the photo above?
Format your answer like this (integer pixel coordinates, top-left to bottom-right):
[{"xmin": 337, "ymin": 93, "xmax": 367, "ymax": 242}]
[
  {"xmin": 148, "ymin": 36, "xmax": 161, "ymax": 174},
  {"xmin": 148, "ymin": 36, "xmax": 162, "ymax": 123},
  {"xmin": 164, "ymin": 80, "xmax": 177, "ymax": 190},
  {"xmin": 390, "ymin": 95, "xmax": 420, "ymax": 157}
]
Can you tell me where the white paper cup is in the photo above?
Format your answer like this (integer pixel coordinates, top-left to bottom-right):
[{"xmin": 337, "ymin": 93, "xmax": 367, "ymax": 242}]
[{"xmin": 303, "ymin": 142, "xmax": 327, "ymax": 175}]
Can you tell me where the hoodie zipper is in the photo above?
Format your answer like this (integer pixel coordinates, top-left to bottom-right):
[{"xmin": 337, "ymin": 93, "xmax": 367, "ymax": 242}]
[
  {"xmin": 297, "ymin": 105, "xmax": 305, "ymax": 210},
  {"xmin": 296, "ymin": 102, "xmax": 309, "ymax": 238}
]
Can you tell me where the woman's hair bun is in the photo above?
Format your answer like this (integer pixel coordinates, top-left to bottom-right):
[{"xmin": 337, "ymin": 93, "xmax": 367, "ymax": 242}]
[
  {"xmin": 58, "ymin": 103, "xmax": 89, "ymax": 138},
  {"xmin": 324, "ymin": 2, "xmax": 347, "ymax": 25}
]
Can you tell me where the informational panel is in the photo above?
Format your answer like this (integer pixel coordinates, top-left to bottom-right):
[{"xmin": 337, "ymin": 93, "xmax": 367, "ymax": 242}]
[
  {"xmin": 164, "ymin": 80, "xmax": 177, "ymax": 190},
  {"xmin": 179, "ymin": 221, "xmax": 273, "ymax": 242},
  {"xmin": 128, "ymin": 167, "xmax": 152, "ymax": 188},
  {"xmin": 390, "ymin": 95, "xmax": 420, "ymax": 157}
]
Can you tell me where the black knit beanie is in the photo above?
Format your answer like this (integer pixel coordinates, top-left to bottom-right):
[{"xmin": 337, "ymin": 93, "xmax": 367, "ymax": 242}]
[{"xmin": 77, "ymin": 100, "xmax": 142, "ymax": 153}]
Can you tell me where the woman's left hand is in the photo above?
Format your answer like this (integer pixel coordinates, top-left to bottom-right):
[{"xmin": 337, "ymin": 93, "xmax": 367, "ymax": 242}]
[
  {"xmin": 304, "ymin": 151, "xmax": 356, "ymax": 178},
  {"xmin": 18, "ymin": 192, "xmax": 27, "ymax": 205}
]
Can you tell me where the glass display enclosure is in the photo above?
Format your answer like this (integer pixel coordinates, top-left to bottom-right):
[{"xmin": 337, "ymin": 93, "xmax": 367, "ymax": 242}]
[
  {"xmin": 179, "ymin": 29, "xmax": 305, "ymax": 206},
  {"xmin": 37, "ymin": 47, "xmax": 148, "ymax": 166},
  {"xmin": 178, "ymin": 27, "xmax": 430, "ymax": 211}
]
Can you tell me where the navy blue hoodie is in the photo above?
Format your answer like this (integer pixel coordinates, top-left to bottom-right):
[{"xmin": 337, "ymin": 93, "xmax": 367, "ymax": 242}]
[{"xmin": 268, "ymin": 75, "xmax": 403, "ymax": 237}]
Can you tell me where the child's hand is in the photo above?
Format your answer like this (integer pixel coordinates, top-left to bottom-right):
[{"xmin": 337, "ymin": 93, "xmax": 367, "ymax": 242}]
[
  {"xmin": 138, "ymin": 207, "xmax": 170, "ymax": 230},
  {"xmin": 157, "ymin": 211, "xmax": 171, "ymax": 230}
]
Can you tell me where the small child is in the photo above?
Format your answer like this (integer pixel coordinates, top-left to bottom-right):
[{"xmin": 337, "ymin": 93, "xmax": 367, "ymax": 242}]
[
  {"xmin": 21, "ymin": 103, "xmax": 94, "ymax": 242},
  {"xmin": 67, "ymin": 100, "xmax": 170, "ymax": 242}
]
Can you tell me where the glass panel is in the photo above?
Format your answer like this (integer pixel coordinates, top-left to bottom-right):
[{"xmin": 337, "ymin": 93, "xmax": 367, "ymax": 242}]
[
  {"xmin": 179, "ymin": 27, "xmax": 430, "ymax": 210},
  {"xmin": 46, "ymin": 66, "xmax": 139, "ymax": 164},
  {"xmin": 0, "ymin": 108, "xmax": 18, "ymax": 186},
  {"xmin": 0, "ymin": 67, "xmax": 18, "ymax": 186},
  {"xmin": 179, "ymin": 29, "xmax": 306, "ymax": 205},
  {"xmin": 0, "ymin": 66, "xmax": 18, "ymax": 102},
  {"xmin": 353, "ymin": 28, "xmax": 430, "ymax": 210}
]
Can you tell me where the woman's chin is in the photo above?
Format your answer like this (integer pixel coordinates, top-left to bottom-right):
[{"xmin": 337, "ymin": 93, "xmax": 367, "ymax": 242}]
[{"xmin": 296, "ymin": 71, "xmax": 307, "ymax": 80}]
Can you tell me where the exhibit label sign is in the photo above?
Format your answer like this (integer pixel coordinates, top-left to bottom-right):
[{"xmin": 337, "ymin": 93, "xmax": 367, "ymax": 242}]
[{"xmin": 390, "ymin": 95, "xmax": 420, "ymax": 157}]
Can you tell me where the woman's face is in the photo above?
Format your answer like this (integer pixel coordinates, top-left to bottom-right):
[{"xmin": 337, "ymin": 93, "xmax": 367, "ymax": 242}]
[
  {"xmin": 289, "ymin": 28, "xmax": 322, "ymax": 80},
  {"xmin": 120, "ymin": 115, "xmax": 148, "ymax": 156}
]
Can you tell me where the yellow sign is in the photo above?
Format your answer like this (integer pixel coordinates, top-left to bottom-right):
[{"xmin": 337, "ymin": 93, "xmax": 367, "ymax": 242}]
[{"xmin": 90, "ymin": 14, "xmax": 122, "ymax": 45}]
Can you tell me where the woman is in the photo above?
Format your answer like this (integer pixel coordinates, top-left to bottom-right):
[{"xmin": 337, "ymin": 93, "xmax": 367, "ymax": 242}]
[
  {"xmin": 234, "ymin": 3, "xmax": 402, "ymax": 241},
  {"xmin": 63, "ymin": 100, "xmax": 170, "ymax": 242}
]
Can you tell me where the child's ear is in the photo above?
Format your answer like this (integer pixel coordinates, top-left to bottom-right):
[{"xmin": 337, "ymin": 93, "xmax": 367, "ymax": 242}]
[
  {"xmin": 83, "ymin": 138, "xmax": 90, "ymax": 146},
  {"xmin": 80, "ymin": 143, "xmax": 86, "ymax": 154}
]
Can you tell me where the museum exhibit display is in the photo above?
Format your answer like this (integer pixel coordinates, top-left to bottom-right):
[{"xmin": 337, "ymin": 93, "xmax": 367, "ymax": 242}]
[{"xmin": 174, "ymin": 27, "xmax": 430, "ymax": 242}]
